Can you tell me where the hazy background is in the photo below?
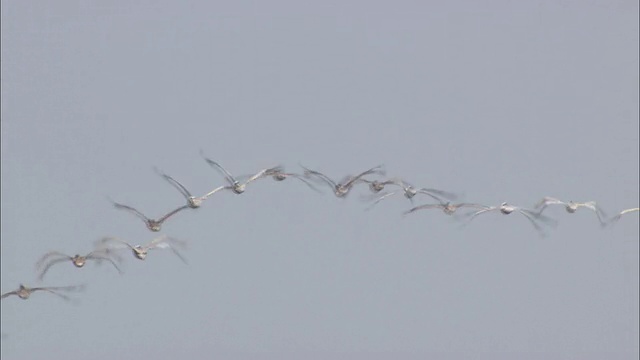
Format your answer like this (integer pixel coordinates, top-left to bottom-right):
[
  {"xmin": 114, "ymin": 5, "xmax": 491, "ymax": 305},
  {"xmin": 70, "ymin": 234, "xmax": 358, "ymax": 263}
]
[{"xmin": 1, "ymin": 1, "xmax": 638, "ymax": 359}]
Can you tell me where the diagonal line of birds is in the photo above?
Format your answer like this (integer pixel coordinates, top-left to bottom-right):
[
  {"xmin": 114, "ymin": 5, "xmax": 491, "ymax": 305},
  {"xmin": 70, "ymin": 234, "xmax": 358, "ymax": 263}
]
[{"xmin": 2, "ymin": 151, "xmax": 638, "ymax": 302}]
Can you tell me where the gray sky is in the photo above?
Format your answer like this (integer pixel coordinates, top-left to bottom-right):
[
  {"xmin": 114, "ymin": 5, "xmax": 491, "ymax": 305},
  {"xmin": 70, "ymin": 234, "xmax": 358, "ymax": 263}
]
[{"xmin": 1, "ymin": 0, "xmax": 638, "ymax": 359}]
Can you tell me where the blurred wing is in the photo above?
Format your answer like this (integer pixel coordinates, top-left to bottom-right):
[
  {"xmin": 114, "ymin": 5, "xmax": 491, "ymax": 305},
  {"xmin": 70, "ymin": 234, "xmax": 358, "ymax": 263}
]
[
  {"xmin": 112, "ymin": 202, "xmax": 151, "ymax": 223},
  {"xmin": 154, "ymin": 167, "xmax": 193, "ymax": 199},
  {"xmin": 200, "ymin": 151, "xmax": 237, "ymax": 186},
  {"xmin": 343, "ymin": 165, "xmax": 385, "ymax": 187},
  {"xmin": 37, "ymin": 258, "xmax": 71, "ymax": 281},
  {"xmin": 86, "ymin": 253, "xmax": 124, "ymax": 274},
  {"xmin": 1, "ymin": 291, "xmax": 18, "ymax": 299},
  {"xmin": 286, "ymin": 174, "xmax": 323, "ymax": 193},
  {"xmin": 32, "ymin": 288, "xmax": 71, "ymax": 301},
  {"xmin": 157, "ymin": 205, "xmax": 189, "ymax": 223},
  {"xmin": 36, "ymin": 251, "xmax": 71, "ymax": 270},
  {"xmin": 152, "ymin": 242, "xmax": 189, "ymax": 264},
  {"xmin": 243, "ymin": 168, "xmax": 269, "ymax": 185},
  {"xmin": 417, "ymin": 188, "xmax": 458, "ymax": 201},
  {"xmin": 404, "ymin": 203, "xmax": 442, "ymax": 215},
  {"xmin": 299, "ymin": 165, "xmax": 337, "ymax": 190},
  {"xmin": 34, "ymin": 284, "xmax": 86, "ymax": 293}
]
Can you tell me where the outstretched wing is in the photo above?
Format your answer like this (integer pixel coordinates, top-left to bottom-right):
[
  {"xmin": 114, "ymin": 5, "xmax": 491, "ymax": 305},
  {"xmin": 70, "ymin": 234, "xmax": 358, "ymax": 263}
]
[
  {"xmin": 37, "ymin": 257, "xmax": 72, "ymax": 281},
  {"xmin": 157, "ymin": 205, "xmax": 189, "ymax": 224},
  {"xmin": 86, "ymin": 253, "xmax": 124, "ymax": 274},
  {"xmin": 200, "ymin": 150, "xmax": 238, "ymax": 186},
  {"xmin": 36, "ymin": 251, "xmax": 71, "ymax": 270},
  {"xmin": 342, "ymin": 165, "xmax": 385, "ymax": 188},
  {"xmin": 533, "ymin": 196, "xmax": 564, "ymax": 211},
  {"xmin": 299, "ymin": 164, "xmax": 337, "ymax": 190},
  {"xmin": 1, "ymin": 291, "xmax": 18, "ymax": 299},
  {"xmin": 404, "ymin": 203, "xmax": 443, "ymax": 215},
  {"xmin": 154, "ymin": 167, "xmax": 193, "ymax": 199},
  {"xmin": 150, "ymin": 236, "xmax": 189, "ymax": 264},
  {"xmin": 111, "ymin": 201, "xmax": 151, "ymax": 223}
]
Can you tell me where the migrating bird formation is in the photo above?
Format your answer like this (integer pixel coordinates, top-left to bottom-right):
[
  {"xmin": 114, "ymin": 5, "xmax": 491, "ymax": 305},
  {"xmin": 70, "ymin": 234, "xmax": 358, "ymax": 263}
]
[{"xmin": 2, "ymin": 153, "xmax": 638, "ymax": 306}]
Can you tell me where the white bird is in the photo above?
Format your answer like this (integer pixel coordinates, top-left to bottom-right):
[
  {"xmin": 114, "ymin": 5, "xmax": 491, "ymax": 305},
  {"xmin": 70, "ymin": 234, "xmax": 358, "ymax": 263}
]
[
  {"xmin": 357, "ymin": 178, "xmax": 404, "ymax": 193},
  {"xmin": 533, "ymin": 196, "xmax": 608, "ymax": 226},
  {"xmin": 200, "ymin": 150, "xmax": 269, "ymax": 194},
  {"xmin": 365, "ymin": 179, "xmax": 458, "ymax": 210},
  {"xmin": 1, "ymin": 284, "xmax": 85, "ymax": 301},
  {"xmin": 606, "ymin": 207, "xmax": 639, "ymax": 225},
  {"xmin": 97, "ymin": 235, "xmax": 188, "ymax": 264},
  {"xmin": 154, "ymin": 167, "xmax": 228, "ymax": 208},
  {"xmin": 109, "ymin": 198, "xmax": 189, "ymax": 232},
  {"xmin": 36, "ymin": 249, "xmax": 122, "ymax": 280},
  {"xmin": 464, "ymin": 202, "xmax": 558, "ymax": 236},
  {"xmin": 301, "ymin": 164, "xmax": 385, "ymax": 198},
  {"xmin": 261, "ymin": 166, "xmax": 322, "ymax": 192},
  {"xmin": 404, "ymin": 202, "xmax": 490, "ymax": 216}
]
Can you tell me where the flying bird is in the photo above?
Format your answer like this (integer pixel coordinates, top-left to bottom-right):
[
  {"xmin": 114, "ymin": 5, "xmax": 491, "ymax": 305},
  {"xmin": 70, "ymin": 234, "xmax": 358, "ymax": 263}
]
[
  {"xmin": 36, "ymin": 249, "xmax": 122, "ymax": 280},
  {"xmin": 301, "ymin": 164, "xmax": 385, "ymax": 198},
  {"xmin": 364, "ymin": 179, "xmax": 458, "ymax": 210},
  {"xmin": 108, "ymin": 198, "xmax": 189, "ymax": 232},
  {"xmin": 154, "ymin": 167, "xmax": 227, "ymax": 208},
  {"xmin": 200, "ymin": 150, "xmax": 269, "ymax": 194},
  {"xmin": 463, "ymin": 202, "xmax": 558, "ymax": 236},
  {"xmin": 358, "ymin": 178, "xmax": 405, "ymax": 193},
  {"xmin": 259, "ymin": 166, "xmax": 322, "ymax": 192},
  {"xmin": 96, "ymin": 235, "xmax": 188, "ymax": 264},
  {"xmin": 533, "ymin": 196, "xmax": 608, "ymax": 226},
  {"xmin": 1, "ymin": 284, "xmax": 85, "ymax": 301},
  {"xmin": 404, "ymin": 202, "xmax": 490, "ymax": 216}
]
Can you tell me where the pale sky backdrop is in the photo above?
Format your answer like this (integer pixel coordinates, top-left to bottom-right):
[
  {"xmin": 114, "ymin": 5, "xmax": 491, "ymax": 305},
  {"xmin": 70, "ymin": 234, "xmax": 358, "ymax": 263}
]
[{"xmin": 1, "ymin": 1, "xmax": 639, "ymax": 359}]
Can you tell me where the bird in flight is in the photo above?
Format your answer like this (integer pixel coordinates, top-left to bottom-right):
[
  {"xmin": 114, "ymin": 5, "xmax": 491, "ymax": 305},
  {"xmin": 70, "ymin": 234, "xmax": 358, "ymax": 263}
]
[
  {"xmin": 154, "ymin": 167, "xmax": 227, "ymax": 208},
  {"xmin": 260, "ymin": 166, "xmax": 322, "ymax": 192},
  {"xmin": 96, "ymin": 235, "xmax": 188, "ymax": 264},
  {"xmin": 462, "ymin": 201, "xmax": 558, "ymax": 236},
  {"xmin": 200, "ymin": 150, "xmax": 269, "ymax": 194},
  {"xmin": 404, "ymin": 202, "xmax": 490, "ymax": 216},
  {"xmin": 1, "ymin": 283, "xmax": 85, "ymax": 301},
  {"xmin": 364, "ymin": 178, "xmax": 458, "ymax": 210},
  {"xmin": 108, "ymin": 197, "xmax": 189, "ymax": 232},
  {"xmin": 357, "ymin": 178, "xmax": 403, "ymax": 193},
  {"xmin": 36, "ymin": 248, "xmax": 122, "ymax": 280},
  {"xmin": 533, "ymin": 196, "xmax": 608, "ymax": 226}
]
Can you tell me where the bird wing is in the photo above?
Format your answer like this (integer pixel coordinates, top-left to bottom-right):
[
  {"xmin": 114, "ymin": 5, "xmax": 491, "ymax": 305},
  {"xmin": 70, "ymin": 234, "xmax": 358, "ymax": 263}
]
[
  {"xmin": 200, "ymin": 185, "xmax": 229, "ymax": 201},
  {"xmin": 85, "ymin": 253, "xmax": 124, "ymax": 274},
  {"xmin": 154, "ymin": 167, "xmax": 193, "ymax": 199},
  {"xmin": 30, "ymin": 288, "xmax": 72, "ymax": 301},
  {"xmin": 242, "ymin": 168, "xmax": 269, "ymax": 186},
  {"xmin": 200, "ymin": 151, "xmax": 238, "ymax": 186},
  {"xmin": 157, "ymin": 205, "xmax": 189, "ymax": 224},
  {"xmin": 112, "ymin": 202, "xmax": 151, "ymax": 223},
  {"xmin": 36, "ymin": 251, "xmax": 71, "ymax": 270},
  {"xmin": 342, "ymin": 165, "xmax": 385, "ymax": 188},
  {"xmin": 37, "ymin": 257, "xmax": 73, "ymax": 281},
  {"xmin": 534, "ymin": 196, "xmax": 564, "ymax": 209},
  {"xmin": 404, "ymin": 203, "xmax": 443, "ymax": 215},
  {"xmin": 417, "ymin": 188, "xmax": 458, "ymax": 201},
  {"xmin": 1, "ymin": 291, "xmax": 18, "ymax": 299},
  {"xmin": 299, "ymin": 165, "xmax": 338, "ymax": 190}
]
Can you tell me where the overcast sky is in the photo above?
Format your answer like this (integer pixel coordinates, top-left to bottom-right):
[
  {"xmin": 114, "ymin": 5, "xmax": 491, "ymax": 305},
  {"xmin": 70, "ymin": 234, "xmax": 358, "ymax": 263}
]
[{"xmin": 1, "ymin": 1, "xmax": 639, "ymax": 359}]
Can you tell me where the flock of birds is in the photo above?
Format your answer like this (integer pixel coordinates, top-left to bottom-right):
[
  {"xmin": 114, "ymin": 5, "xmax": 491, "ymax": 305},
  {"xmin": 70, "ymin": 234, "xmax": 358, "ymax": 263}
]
[{"xmin": 2, "ymin": 151, "xmax": 639, "ymax": 302}]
